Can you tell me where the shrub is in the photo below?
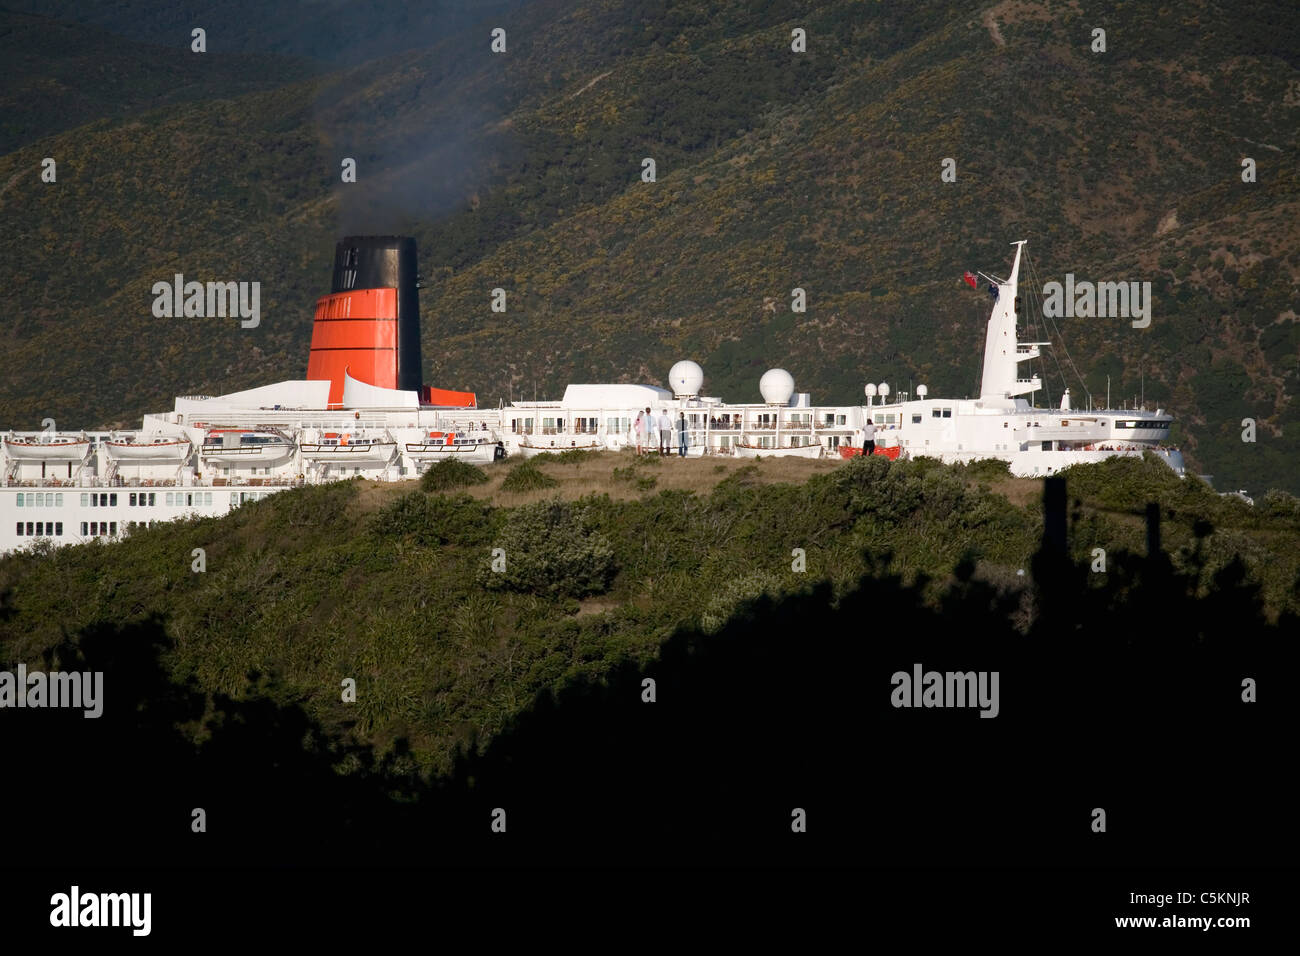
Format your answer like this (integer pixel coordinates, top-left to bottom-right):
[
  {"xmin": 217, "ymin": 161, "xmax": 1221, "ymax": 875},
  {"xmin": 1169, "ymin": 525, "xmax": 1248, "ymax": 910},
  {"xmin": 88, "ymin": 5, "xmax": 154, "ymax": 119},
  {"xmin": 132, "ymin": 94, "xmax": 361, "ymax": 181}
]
[
  {"xmin": 611, "ymin": 466, "xmax": 657, "ymax": 491},
  {"xmin": 478, "ymin": 498, "xmax": 616, "ymax": 597},
  {"xmin": 501, "ymin": 461, "xmax": 559, "ymax": 492},
  {"xmin": 371, "ymin": 493, "xmax": 496, "ymax": 546},
  {"xmin": 530, "ymin": 449, "xmax": 600, "ymax": 465},
  {"xmin": 420, "ymin": 458, "xmax": 489, "ymax": 492}
]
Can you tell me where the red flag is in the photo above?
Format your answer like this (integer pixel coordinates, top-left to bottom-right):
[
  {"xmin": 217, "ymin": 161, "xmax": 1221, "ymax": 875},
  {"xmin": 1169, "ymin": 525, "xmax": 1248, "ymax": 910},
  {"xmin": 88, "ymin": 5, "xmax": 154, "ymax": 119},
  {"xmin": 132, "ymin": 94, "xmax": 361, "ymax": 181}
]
[{"xmin": 963, "ymin": 271, "xmax": 977, "ymax": 289}]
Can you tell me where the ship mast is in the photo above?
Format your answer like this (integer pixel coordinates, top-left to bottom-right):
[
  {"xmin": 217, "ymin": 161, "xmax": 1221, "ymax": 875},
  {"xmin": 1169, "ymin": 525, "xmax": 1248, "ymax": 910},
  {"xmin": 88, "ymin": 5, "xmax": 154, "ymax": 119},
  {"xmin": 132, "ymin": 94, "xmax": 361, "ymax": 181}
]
[{"xmin": 977, "ymin": 240, "xmax": 1043, "ymax": 403}]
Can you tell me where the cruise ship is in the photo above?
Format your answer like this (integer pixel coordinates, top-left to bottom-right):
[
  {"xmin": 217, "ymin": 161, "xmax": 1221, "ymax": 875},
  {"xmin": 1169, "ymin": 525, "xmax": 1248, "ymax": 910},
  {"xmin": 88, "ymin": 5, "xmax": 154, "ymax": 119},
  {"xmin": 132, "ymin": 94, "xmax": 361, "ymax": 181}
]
[{"xmin": 1, "ymin": 237, "xmax": 1183, "ymax": 554}]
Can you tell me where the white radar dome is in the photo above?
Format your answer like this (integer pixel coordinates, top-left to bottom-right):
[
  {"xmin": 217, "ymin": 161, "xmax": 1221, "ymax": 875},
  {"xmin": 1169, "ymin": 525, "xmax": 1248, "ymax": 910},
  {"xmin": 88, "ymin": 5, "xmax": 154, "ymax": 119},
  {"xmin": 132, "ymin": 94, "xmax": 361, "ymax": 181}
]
[
  {"xmin": 865, "ymin": 384, "xmax": 877, "ymax": 397},
  {"xmin": 760, "ymin": 368, "xmax": 796, "ymax": 405},
  {"xmin": 916, "ymin": 385, "xmax": 928, "ymax": 398},
  {"xmin": 668, "ymin": 360, "xmax": 704, "ymax": 398}
]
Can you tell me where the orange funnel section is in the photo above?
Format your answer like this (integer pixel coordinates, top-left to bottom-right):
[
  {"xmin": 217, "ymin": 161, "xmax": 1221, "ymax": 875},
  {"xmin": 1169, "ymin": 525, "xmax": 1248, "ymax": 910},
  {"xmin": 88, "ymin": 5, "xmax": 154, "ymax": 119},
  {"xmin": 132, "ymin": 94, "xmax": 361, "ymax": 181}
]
[
  {"xmin": 307, "ymin": 289, "xmax": 398, "ymax": 405},
  {"xmin": 421, "ymin": 386, "xmax": 477, "ymax": 408}
]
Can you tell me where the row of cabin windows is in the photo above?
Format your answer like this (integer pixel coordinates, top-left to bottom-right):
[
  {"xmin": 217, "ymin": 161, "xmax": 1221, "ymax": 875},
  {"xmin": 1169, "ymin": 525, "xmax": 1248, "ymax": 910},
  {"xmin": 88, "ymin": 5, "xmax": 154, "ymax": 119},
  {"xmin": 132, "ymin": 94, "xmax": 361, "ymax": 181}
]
[
  {"xmin": 16, "ymin": 521, "xmax": 64, "ymax": 536},
  {"xmin": 79, "ymin": 522, "xmax": 116, "ymax": 536},
  {"xmin": 165, "ymin": 492, "xmax": 214, "ymax": 506},
  {"xmin": 514, "ymin": 415, "xmax": 853, "ymax": 435},
  {"xmin": 231, "ymin": 491, "xmax": 271, "ymax": 505},
  {"xmin": 15, "ymin": 493, "xmax": 64, "ymax": 507}
]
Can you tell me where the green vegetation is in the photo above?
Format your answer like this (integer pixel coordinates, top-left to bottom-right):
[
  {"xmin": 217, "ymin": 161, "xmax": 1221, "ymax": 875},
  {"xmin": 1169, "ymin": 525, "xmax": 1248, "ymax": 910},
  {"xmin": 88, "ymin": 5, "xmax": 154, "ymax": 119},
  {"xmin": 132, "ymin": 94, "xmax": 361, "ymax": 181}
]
[
  {"xmin": 2, "ymin": 455, "xmax": 1296, "ymax": 778},
  {"xmin": 419, "ymin": 458, "xmax": 490, "ymax": 492},
  {"xmin": 477, "ymin": 498, "xmax": 616, "ymax": 597},
  {"xmin": 500, "ymin": 460, "xmax": 560, "ymax": 492}
]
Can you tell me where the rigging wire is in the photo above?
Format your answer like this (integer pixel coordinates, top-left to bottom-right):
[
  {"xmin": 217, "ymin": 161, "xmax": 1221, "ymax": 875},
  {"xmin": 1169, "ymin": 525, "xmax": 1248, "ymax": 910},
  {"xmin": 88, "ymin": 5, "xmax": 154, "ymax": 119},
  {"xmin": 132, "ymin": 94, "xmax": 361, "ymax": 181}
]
[
  {"xmin": 1026, "ymin": 250, "xmax": 1093, "ymax": 408},
  {"xmin": 1019, "ymin": 251, "xmax": 1053, "ymax": 409}
]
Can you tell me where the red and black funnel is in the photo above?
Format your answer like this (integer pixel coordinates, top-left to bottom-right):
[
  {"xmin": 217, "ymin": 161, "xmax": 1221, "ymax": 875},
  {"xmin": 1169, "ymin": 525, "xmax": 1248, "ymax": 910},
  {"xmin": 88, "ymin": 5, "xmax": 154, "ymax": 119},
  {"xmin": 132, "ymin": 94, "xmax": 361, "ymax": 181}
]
[
  {"xmin": 307, "ymin": 236, "xmax": 476, "ymax": 408},
  {"xmin": 306, "ymin": 236, "xmax": 423, "ymax": 404}
]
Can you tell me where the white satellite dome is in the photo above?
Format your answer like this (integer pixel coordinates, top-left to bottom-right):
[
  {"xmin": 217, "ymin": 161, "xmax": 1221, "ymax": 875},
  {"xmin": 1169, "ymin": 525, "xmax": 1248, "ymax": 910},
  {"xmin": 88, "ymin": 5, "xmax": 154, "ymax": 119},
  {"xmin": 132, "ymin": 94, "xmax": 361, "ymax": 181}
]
[
  {"xmin": 864, "ymin": 383, "xmax": 877, "ymax": 397},
  {"xmin": 759, "ymin": 368, "xmax": 796, "ymax": 405},
  {"xmin": 916, "ymin": 384, "xmax": 928, "ymax": 398},
  {"xmin": 668, "ymin": 360, "xmax": 704, "ymax": 398}
]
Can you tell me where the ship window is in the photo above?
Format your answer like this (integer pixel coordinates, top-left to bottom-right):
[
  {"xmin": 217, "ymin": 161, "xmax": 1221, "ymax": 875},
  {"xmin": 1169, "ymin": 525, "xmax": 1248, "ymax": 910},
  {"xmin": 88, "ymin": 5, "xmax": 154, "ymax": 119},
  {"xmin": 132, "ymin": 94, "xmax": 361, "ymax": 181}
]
[
  {"xmin": 109, "ymin": 522, "xmax": 117, "ymax": 534},
  {"xmin": 26, "ymin": 522, "xmax": 33, "ymax": 535},
  {"xmin": 1042, "ymin": 441, "xmax": 1053, "ymax": 451},
  {"xmin": 56, "ymin": 522, "xmax": 62, "ymax": 535},
  {"xmin": 148, "ymin": 493, "xmax": 156, "ymax": 506},
  {"xmin": 165, "ymin": 493, "xmax": 173, "ymax": 506},
  {"xmin": 110, "ymin": 493, "xmax": 117, "ymax": 505},
  {"xmin": 14, "ymin": 494, "xmax": 21, "ymax": 508},
  {"xmin": 56, "ymin": 493, "xmax": 63, "ymax": 507},
  {"xmin": 942, "ymin": 409, "xmax": 952, "ymax": 418},
  {"xmin": 231, "ymin": 494, "xmax": 239, "ymax": 505},
  {"xmin": 130, "ymin": 493, "xmax": 137, "ymax": 506},
  {"xmin": 932, "ymin": 409, "xmax": 941, "ymax": 418},
  {"xmin": 36, "ymin": 522, "xmax": 43, "ymax": 535},
  {"xmin": 187, "ymin": 494, "xmax": 193, "ymax": 506},
  {"xmin": 912, "ymin": 414, "xmax": 922, "ymax": 424},
  {"xmin": 80, "ymin": 493, "xmax": 88, "ymax": 506},
  {"xmin": 80, "ymin": 522, "xmax": 88, "ymax": 535},
  {"xmin": 205, "ymin": 493, "xmax": 213, "ymax": 505},
  {"xmin": 837, "ymin": 415, "xmax": 846, "ymax": 425},
  {"xmin": 15, "ymin": 523, "xmax": 21, "ymax": 535}
]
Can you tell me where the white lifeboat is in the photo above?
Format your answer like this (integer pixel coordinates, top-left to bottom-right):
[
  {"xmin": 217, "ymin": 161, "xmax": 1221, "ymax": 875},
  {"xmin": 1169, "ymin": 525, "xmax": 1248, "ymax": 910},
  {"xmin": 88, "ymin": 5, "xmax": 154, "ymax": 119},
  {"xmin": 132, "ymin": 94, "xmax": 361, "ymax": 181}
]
[
  {"xmin": 298, "ymin": 432, "xmax": 397, "ymax": 463},
  {"xmin": 104, "ymin": 435, "xmax": 192, "ymax": 462},
  {"xmin": 199, "ymin": 428, "xmax": 295, "ymax": 463},
  {"xmin": 406, "ymin": 430, "xmax": 501, "ymax": 463},
  {"xmin": 3, "ymin": 434, "xmax": 91, "ymax": 461}
]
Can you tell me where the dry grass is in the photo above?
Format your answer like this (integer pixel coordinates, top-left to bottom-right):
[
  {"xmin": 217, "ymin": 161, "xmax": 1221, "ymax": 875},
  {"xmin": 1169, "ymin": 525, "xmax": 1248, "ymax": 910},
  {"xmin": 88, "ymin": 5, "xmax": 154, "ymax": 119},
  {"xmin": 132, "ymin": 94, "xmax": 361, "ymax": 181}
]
[
  {"xmin": 349, "ymin": 451, "xmax": 847, "ymax": 514},
  {"xmin": 985, "ymin": 476, "xmax": 1044, "ymax": 510}
]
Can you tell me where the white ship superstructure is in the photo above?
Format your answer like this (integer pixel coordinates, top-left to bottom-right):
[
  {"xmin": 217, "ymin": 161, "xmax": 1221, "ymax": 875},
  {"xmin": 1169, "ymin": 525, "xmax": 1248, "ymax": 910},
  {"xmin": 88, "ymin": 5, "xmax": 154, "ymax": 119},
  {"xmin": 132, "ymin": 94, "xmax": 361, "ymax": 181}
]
[{"xmin": 1, "ymin": 238, "xmax": 1184, "ymax": 554}]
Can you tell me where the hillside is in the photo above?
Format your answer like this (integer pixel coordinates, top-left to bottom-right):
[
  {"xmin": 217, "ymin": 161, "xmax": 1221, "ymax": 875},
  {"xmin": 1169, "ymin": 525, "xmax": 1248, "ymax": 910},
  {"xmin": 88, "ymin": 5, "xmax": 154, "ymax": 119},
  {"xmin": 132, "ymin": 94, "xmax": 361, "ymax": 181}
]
[
  {"xmin": 3, "ymin": 452, "xmax": 1297, "ymax": 776},
  {"xmin": 1, "ymin": 0, "xmax": 1298, "ymax": 497}
]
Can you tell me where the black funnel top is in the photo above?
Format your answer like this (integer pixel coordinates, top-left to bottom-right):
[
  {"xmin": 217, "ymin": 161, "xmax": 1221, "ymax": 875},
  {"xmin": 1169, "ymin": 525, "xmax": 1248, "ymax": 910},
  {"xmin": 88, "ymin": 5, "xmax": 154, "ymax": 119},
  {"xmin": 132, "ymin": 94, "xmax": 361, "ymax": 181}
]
[{"xmin": 331, "ymin": 236, "xmax": 424, "ymax": 392}]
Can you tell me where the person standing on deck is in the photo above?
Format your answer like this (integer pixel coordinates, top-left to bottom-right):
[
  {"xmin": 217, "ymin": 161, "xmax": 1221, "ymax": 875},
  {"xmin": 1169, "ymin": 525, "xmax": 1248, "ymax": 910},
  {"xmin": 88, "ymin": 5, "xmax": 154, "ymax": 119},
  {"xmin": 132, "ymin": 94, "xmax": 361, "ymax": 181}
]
[
  {"xmin": 633, "ymin": 410, "xmax": 646, "ymax": 456},
  {"xmin": 862, "ymin": 418, "xmax": 876, "ymax": 458},
  {"xmin": 645, "ymin": 408, "xmax": 655, "ymax": 454},
  {"xmin": 658, "ymin": 408, "xmax": 672, "ymax": 455},
  {"xmin": 677, "ymin": 412, "xmax": 688, "ymax": 458}
]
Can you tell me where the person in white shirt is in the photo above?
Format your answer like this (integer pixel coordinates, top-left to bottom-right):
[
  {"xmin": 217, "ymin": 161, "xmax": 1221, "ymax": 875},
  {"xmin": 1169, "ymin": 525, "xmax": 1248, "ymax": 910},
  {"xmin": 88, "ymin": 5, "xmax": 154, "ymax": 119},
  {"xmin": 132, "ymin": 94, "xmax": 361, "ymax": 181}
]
[
  {"xmin": 862, "ymin": 419, "xmax": 876, "ymax": 457},
  {"xmin": 633, "ymin": 410, "xmax": 646, "ymax": 456},
  {"xmin": 658, "ymin": 409, "xmax": 672, "ymax": 455}
]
